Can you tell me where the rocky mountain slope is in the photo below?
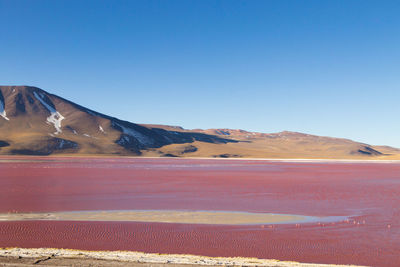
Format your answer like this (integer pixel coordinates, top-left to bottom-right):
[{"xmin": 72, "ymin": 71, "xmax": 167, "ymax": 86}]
[
  {"xmin": 0, "ymin": 86, "xmax": 234, "ymax": 156},
  {"xmin": 0, "ymin": 85, "xmax": 398, "ymax": 159},
  {"xmin": 141, "ymin": 126, "xmax": 400, "ymax": 159}
]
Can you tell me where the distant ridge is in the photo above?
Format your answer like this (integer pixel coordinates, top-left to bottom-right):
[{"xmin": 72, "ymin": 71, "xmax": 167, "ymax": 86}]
[{"xmin": 0, "ymin": 86, "xmax": 399, "ymax": 159}]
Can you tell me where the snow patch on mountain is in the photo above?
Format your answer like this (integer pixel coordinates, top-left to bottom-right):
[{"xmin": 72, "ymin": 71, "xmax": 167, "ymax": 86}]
[
  {"xmin": 99, "ymin": 125, "xmax": 105, "ymax": 133},
  {"xmin": 113, "ymin": 122, "xmax": 154, "ymax": 146},
  {"xmin": 0, "ymin": 98, "xmax": 9, "ymax": 121},
  {"xmin": 33, "ymin": 91, "xmax": 64, "ymax": 134}
]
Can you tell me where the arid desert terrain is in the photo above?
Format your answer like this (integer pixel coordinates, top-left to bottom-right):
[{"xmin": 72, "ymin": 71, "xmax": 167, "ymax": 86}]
[{"xmin": 1, "ymin": 86, "xmax": 400, "ymax": 160}]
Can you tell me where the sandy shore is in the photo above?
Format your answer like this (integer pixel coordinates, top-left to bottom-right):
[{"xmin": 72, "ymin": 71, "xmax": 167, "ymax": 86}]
[
  {"xmin": 0, "ymin": 210, "xmax": 323, "ymax": 225},
  {"xmin": 0, "ymin": 248, "xmax": 366, "ymax": 267},
  {"xmin": 1, "ymin": 155, "xmax": 400, "ymax": 163}
]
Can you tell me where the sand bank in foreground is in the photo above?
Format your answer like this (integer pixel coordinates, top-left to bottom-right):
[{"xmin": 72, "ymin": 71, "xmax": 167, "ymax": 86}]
[
  {"xmin": 0, "ymin": 248, "xmax": 365, "ymax": 267},
  {"xmin": 0, "ymin": 210, "xmax": 325, "ymax": 225}
]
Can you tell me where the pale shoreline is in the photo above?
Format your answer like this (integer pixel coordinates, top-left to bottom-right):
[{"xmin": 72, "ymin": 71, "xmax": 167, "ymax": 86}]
[
  {"xmin": 0, "ymin": 154, "xmax": 400, "ymax": 163},
  {"xmin": 0, "ymin": 210, "xmax": 341, "ymax": 225},
  {"xmin": 0, "ymin": 248, "xmax": 367, "ymax": 267}
]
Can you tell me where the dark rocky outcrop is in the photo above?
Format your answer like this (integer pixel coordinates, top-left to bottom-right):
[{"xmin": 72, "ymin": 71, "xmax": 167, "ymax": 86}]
[{"xmin": 0, "ymin": 140, "xmax": 10, "ymax": 147}]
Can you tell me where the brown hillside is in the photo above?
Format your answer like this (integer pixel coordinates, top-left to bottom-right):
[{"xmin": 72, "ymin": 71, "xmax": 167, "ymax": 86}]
[{"xmin": 0, "ymin": 86, "xmax": 398, "ymax": 159}]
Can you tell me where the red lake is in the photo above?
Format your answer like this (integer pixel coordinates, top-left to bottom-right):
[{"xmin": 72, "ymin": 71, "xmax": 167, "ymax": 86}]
[{"xmin": 0, "ymin": 157, "xmax": 400, "ymax": 266}]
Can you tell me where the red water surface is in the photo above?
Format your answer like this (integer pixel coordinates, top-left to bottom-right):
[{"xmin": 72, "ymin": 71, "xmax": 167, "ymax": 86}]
[{"xmin": 1, "ymin": 157, "xmax": 400, "ymax": 266}]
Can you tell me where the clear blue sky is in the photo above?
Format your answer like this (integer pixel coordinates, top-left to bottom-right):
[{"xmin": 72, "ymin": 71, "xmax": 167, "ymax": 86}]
[{"xmin": 1, "ymin": 0, "xmax": 399, "ymax": 146}]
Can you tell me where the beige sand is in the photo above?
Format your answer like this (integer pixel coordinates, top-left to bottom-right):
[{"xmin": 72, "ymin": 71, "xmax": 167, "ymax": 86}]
[
  {"xmin": 0, "ymin": 210, "xmax": 314, "ymax": 225},
  {"xmin": 0, "ymin": 248, "xmax": 367, "ymax": 267}
]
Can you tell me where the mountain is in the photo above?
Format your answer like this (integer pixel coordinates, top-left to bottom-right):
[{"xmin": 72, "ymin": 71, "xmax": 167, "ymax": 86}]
[
  {"xmin": 0, "ymin": 85, "xmax": 398, "ymax": 159},
  {"xmin": 141, "ymin": 126, "xmax": 399, "ymax": 159},
  {"xmin": 0, "ymin": 86, "xmax": 234, "ymax": 156}
]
